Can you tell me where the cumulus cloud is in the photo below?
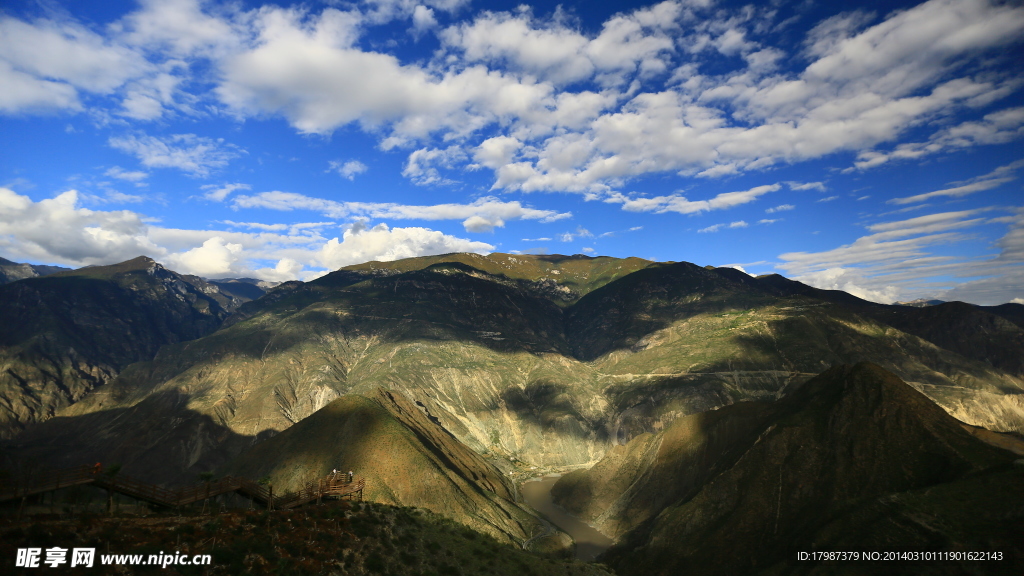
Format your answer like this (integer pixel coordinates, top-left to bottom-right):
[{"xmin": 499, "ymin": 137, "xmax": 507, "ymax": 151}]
[
  {"xmin": 109, "ymin": 133, "xmax": 244, "ymax": 177},
  {"xmin": 411, "ymin": 5, "xmax": 438, "ymax": 38},
  {"xmin": 163, "ymin": 236, "xmax": 243, "ymax": 277},
  {"xmin": 797, "ymin": 267, "xmax": 901, "ymax": 304},
  {"xmin": 0, "ymin": 187, "xmax": 157, "ymax": 264},
  {"xmin": 403, "ymin": 146, "xmax": 465, "ymax": 185},
  {"xmin": 328, "ymin": 159, "xmax": 369, "ymax": 180},
  {"xmin": 4, "ymin": 0, "xmax": 1021, "ymax": 198},
  {"xmin": 766, "ymin": 204, "xmax": 794, "ymax": 213},
  {"xmin": 445, "ymin": 1, "xmax": 687, "ymax": 86},
  {"xmin": 319, "ymin": 221, "xmax": 492, "ymax": 269}
]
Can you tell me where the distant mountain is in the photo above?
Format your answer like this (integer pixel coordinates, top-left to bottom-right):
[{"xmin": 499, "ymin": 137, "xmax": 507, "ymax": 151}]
[
  {"xmin": 205, "ymin": 277, "xmax": 273, "ymax": 301},
  {"xmin": 8, "ymin": 254, "xmax": 1022, "ymax": 475},
  {"xmin": 0, "ymin": 256, "xmax": 263, "ymax": 438},
  {"xmin": 895, "ymin": 298, "xmax": 946, "ymax": 307},
  {"xmin": 555, "ymin": 363, "xmax": 1023, "ymax": 575},
  {"xmin": 0, "ymin": 256, "xmax": 69, "ymax": 284}
]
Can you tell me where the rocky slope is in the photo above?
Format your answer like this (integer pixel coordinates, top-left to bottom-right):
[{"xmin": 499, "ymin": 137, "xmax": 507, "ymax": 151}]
[
  {"xmin": 555, "ymin": 363, "xmax": 1023, "ymax": 575},
  {"xmin": 8, "ymin": 254, "xmax": 1023, "ymax": 470},
  {"xmin": 223, "ymin": 388, "xmax": 552, "ymax": 546},
  {"xmin": 5, "ymin": 253, "xmax": 1024, "ymax": 560},
  {"xmin": 0, "ymin": 256, "xmax": 259, "ymax": 438},
  {"xmin": 0, "ymin": 256, "xmax": 69, "ymax": 284}
]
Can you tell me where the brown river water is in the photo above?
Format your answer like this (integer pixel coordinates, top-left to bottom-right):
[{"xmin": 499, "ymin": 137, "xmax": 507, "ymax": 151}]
[{"xmin": 520, "ymin": 475, "xmax": 614, "ymax": 562}]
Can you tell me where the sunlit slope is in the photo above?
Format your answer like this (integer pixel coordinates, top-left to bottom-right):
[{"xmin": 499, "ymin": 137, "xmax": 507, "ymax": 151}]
[
  {"xmin": 340, "ymin": 252, "xmax": 654, "ymax": 304},
  {"xmin": 223, "ymin": 388, "xmax": 549, "ymax": 546},
  {"xmin": 15, "ymin": 264, "xmax": 612, "ymax": 477},
  {"xmin": 9, "ymin": 254, "xmax": 1024, "ymax": 491},
  {"xmin": 569, "ymin": 262, "xmax": 1024, "ymax": 433}
]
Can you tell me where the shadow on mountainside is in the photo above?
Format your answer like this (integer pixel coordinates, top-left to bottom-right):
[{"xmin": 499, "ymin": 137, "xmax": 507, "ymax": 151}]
[
  {"xmin": 2, "ymin": 389, "xmax": 261, "ymax": 487},
  {"xmin": 499, "ymin": 381, "xmax": 608, "ymax": 443}
]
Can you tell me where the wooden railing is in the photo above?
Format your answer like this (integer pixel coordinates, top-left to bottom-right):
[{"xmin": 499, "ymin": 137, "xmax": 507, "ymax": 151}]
[{"xmin": 0, "ymin": 465, "xmax": 363, "ymax": 511}]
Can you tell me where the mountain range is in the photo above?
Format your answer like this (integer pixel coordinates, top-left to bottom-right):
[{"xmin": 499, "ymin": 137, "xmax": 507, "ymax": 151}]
[{"xmin": 1, "ymin": 253, "xmax": 1021, "ymax": 572}]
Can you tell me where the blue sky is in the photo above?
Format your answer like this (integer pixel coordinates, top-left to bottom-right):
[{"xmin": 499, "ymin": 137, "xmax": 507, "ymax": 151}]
[{"xmin": 1, "ymin": 0, "xmax": 1022, "ymax": 304}]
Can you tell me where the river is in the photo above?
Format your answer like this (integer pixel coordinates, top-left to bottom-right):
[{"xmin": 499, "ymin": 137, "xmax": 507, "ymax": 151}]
[{"xmin": 520, "ymin": 475, "xmax": 613, "ymax": 562}]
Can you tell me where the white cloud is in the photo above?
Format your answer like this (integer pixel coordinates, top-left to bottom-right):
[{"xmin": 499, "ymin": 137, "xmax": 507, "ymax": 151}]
[
  {"xmin": 117, "ymin": 0, "xmax": 243, "ymax": 59},
  {"xmin": 105, "ymin": 166, "xmax": 149, "ymax": 183},
  {"xmin": 319, "ymin": 221, "xmax": 492, "ymax": 269},
  {"xmin": 786, "ymin": 181, "xmax": 826, "ymax": 191},
  {"xmin": 411, "ymin": 6, "xmax": 438, "ymax": 38},
  {"xmin": 610, "ymin": 184, "xmax": 780, "ymax": 215},
  {"xmin": 1012, "ymin": 297, "xmax": 1024, "ymax": 305},
  {"xmin": 232, "ymin": 191, "xmax": 572, "ymax": 230},
  {"xmin": 328, "ymin": 160, "xmax": 369, "ymax": 180},
  {"xmin": 0, "ymin": 60, "xmax": 81, "ymax": 113},
  {"xmin": 766, "ymin": 204, "xmax": 794, "ymax": 213},
  {"xmin": 201, "ymin": 183, "xmax": 251, "ymax": 202},
  {"xmin": 797, "ymin": 267, "xmax": 901, "ymax": 304},
  {"xmin": 0, "ymin": 15, "xmax": 150, "ymax": 111},
  {"xmin": 403, "ymin": 146, "xmax": 465, "ymax": 185},
  {"xmin": 889, "ymin": 159, "xmax": 1024, "ymax": 204},
  {"xmin": 777, "ymin": 208, "xmax": 1024, "ymax": 304},
  {"xmin": 4, "ymin": 0, "xmax": 1017, "ymax": 198},
  {"xmin": 109, "ymin": 133, "xmax": 244, "ymax": 177},
  {"xmin": 473, "ymin": 136, "xmax": 522, "ymax": 170},
  {"xmin": 758, "ymin": 218, "xmax": 778, "ymax": 224},
  {"xmin": 558, "ymin": 226, "xmax": 592, "ymax": 242},
  {"xmin": 854, "ymin": 107, "xmax": 1024, "ymax": 171},
  {"xmin": 817, "ymin": 195, "xmax": 839, "ymax": 202},
  {"xmin": 698, "ymin": 220, "xmax": 747, "ymax": 233},
  {"xmin": 0, "ymin": 187, "xmax": 158, "ymax": 264},
  {"xmin": 441, "ymin": 2, "xmax": 680, "ymax": 87},
  {"xmin": 164, "ymin": 236, "xmax": 243, "ymax": 277}
]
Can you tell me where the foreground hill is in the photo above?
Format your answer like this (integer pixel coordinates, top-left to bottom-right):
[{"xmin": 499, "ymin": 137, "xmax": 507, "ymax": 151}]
[
  {"xmin": 555, "ymin": 363, "xmax": 1023, "ymax": 575},
  {"xmin": 0, "ymin": 502, "xmax": 612, "ymax": 576},
  {"xmin": 223, "ymin": 388, "xmax": 554, "ymax": 547},
  {"xmin": 0, "ymin": 256, "xmax": 261, "ymax": 438}
]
